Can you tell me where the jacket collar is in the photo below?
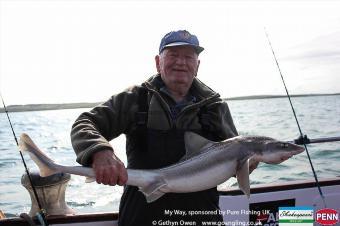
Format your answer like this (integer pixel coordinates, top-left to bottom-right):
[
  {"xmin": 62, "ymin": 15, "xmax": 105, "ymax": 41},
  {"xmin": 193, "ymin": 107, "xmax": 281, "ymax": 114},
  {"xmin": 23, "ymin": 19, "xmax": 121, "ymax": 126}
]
[{"xmin": 144, "ymin": 74, "xmax": 220, "ymax": 101}]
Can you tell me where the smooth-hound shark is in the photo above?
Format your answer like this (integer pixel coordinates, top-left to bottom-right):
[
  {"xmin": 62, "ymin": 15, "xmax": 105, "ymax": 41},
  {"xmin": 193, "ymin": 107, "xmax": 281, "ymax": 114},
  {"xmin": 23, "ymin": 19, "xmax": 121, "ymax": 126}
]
[{"xmin": 19, "ymin": 132, "xmax": 304, "ymax": 203}]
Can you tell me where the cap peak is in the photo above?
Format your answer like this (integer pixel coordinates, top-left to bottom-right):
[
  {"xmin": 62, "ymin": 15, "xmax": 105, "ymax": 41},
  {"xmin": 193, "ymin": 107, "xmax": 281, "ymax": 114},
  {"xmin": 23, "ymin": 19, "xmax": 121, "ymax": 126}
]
[{"xmin": 159, "ymin": 30, "xmax": 204, "ymax": 54}]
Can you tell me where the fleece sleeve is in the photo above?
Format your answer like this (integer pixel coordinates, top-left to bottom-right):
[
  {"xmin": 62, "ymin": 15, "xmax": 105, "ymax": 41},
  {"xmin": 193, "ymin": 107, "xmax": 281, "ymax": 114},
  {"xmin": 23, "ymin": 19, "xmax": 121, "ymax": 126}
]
[{"xmin": 70, "ymin": 87, "xmax": 139, "ymax": 166}]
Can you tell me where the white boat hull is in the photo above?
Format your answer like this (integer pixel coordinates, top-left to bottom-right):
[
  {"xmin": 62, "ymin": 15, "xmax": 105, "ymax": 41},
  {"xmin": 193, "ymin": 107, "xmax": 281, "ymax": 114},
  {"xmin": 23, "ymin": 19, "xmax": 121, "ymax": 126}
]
[{"xmin": 1, "ymin": 177, "xmax": 339, "ymax": 226}]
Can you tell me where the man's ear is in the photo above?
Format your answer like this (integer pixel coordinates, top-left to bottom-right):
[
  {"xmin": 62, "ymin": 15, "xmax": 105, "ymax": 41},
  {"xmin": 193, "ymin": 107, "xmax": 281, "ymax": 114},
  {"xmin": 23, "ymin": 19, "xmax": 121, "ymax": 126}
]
[
  {"xmin": 195, "ymin": 59, "xmax": 200, "ymax": 77},
  {"xmin": 155, "ymin": 55, "xmax": 161, "ymax": 73}
]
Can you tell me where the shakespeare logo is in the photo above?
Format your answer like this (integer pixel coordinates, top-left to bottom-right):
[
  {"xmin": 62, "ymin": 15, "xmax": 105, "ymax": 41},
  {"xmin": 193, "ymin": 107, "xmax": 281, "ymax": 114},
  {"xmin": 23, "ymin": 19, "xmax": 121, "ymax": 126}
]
[{"xmin": 279, "ymin": 206, "xmax": 313, "ymax": 225}]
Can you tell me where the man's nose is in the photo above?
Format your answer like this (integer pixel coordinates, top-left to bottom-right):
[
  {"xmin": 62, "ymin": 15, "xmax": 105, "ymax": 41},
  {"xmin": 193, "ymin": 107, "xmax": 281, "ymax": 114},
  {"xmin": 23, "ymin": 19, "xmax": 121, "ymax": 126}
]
[{"xmin": 175, "ymin": 56, "xmax": 186, "ymax": 65}]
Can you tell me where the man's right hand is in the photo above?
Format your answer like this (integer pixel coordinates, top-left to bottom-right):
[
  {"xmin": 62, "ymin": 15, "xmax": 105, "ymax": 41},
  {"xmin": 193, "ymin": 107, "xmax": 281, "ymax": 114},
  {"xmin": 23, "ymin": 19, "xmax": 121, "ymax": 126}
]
[{"xmin": 91, "ymin": 150, "xmax": 128, "ymax": 186}]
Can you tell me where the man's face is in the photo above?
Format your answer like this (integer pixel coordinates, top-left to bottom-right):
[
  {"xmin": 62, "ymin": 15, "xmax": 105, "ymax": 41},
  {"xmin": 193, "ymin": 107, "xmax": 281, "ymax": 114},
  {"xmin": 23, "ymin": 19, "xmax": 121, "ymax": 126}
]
[{"xmin": 155, "ymin": 46, "xmax": 200, "ymax": 90}]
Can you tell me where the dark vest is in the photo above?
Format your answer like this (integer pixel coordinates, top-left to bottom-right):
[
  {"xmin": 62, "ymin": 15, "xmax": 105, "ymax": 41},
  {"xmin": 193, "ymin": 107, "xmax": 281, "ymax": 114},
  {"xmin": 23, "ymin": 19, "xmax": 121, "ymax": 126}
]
[{"xmin": 118, "ymin": 87, "xmax": 223, "ymax": 226}]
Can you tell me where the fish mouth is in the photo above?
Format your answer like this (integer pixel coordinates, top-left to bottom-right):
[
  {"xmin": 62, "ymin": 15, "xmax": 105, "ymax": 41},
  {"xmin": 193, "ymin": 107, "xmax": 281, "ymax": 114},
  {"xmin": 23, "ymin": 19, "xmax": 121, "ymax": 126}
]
[
  {"xmin": 280, "ymin": 153, "xmax": 294, "ymax": 162},
  {"xmin": 278, "ymin": 148, "xmax": 305, "ymax": 162},
  {"xmin": 293, "ymin": 146, "xmax": 305, "ymax": 154},
  {"xmin": 260, "ymin": 149, "xmax": 304, "ymax": 164}
]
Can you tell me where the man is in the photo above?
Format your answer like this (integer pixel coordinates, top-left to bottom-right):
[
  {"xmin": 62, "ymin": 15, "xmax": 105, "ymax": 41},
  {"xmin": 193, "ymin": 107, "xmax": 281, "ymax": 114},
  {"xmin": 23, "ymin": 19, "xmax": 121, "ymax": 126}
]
[{"xmin": 71, "ymin": 30, "xmax": 238, "ymax": 225}]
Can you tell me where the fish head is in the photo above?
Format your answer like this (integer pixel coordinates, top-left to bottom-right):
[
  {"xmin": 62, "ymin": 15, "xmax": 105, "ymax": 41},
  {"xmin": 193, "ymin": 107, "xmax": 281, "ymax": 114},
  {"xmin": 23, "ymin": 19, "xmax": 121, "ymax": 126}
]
[{"xmin": 256, "ymin": 138, "xmax": 305, "ymax": 164}]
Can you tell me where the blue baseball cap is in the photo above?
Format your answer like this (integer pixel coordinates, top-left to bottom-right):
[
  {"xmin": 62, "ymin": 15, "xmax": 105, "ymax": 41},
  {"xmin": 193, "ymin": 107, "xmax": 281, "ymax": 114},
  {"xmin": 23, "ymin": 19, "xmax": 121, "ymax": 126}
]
[{"xmin": 159, "ymin": 30, "xmax": 204, "ymax": 54}]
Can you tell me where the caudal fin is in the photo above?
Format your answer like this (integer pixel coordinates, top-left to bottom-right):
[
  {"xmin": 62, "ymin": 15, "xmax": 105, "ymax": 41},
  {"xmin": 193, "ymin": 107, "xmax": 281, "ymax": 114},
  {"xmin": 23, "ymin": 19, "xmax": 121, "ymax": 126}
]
[{"xmin": 19, "ymin": 133, "xmax": 60, "ymax": 177}]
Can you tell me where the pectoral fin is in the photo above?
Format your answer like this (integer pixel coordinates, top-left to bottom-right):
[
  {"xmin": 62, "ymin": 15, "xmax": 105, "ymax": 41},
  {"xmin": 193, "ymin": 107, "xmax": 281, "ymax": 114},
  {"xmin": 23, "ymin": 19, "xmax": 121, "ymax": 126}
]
[
  {"xmin": 145, "ymin": 191, "xmax": 165, "ymax": 203},
  {"xmin": 236, "ymin": 159, "xmax": 250, "ymax": 198},
  {"xmin": 139, "ymin": 177, "xmax": 167, "ymax": 203}
]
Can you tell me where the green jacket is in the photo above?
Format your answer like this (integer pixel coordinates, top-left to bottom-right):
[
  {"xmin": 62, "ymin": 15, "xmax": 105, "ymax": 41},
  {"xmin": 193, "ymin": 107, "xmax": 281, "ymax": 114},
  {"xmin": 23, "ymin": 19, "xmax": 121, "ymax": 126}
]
[{"xmin": 71, "ymin": 74, "xmax": 238, "ymax": 166}]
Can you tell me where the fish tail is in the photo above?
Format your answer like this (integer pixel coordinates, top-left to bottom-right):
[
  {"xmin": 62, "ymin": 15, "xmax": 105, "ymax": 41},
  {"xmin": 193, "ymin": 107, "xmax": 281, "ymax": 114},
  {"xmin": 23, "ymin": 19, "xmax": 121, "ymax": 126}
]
[{"xmin": 19, "ymin": 133, "xmax": 60, "ymax": 177}]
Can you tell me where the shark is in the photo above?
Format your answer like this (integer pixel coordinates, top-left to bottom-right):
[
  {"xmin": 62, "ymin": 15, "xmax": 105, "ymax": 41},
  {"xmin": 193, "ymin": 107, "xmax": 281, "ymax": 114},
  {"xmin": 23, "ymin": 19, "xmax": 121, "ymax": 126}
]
[{"xmin": 19, "ymin": 132, "xmax": 304, "ymax": 203}]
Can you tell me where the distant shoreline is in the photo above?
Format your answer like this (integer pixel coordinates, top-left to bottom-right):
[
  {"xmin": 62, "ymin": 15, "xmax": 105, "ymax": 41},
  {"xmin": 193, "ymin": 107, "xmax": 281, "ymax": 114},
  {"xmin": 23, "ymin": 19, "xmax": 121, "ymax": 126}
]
[
  {"xmin": 0, "ymin": 102, "xmax": 102, "ymax": 113},
  {"xmin": 225, "ymin": 93, "xmax": 340, "ymax": 101},
  {"xmin": 1, "ymin": 93, "xmax": 339, "ymax": 113}
]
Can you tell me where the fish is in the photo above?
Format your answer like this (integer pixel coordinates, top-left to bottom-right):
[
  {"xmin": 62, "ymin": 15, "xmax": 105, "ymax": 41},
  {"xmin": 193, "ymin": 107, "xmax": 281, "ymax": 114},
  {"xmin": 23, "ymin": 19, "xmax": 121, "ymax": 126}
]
[{"xmin": 19, "ymin": 132, "xmax": 304, "ymax": 203}]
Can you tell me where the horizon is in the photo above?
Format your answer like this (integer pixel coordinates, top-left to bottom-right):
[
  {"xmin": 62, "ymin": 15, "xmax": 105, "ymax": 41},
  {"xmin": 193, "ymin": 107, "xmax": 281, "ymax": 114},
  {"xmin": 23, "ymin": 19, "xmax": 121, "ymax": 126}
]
[
  {"xmin": 1, "ymin": 92, "xmax": 339, "ymax": 110},
  {"xmin": 1, "ymin": 0, "xmax": 340, "ymax": 105}
]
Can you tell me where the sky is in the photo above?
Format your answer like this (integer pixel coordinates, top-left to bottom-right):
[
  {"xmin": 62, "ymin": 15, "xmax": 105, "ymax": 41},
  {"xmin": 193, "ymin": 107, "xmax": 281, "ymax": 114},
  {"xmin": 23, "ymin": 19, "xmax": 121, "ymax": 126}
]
[{"xmin": 1, "ymin": 0, "xmax": 340, "ymax": 105}]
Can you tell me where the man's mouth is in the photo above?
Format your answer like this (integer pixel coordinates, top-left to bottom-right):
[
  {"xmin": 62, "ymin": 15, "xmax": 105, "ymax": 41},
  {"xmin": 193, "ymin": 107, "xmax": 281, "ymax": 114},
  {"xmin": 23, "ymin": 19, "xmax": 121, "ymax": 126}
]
[{"xmin": 173, "ymin": 68, "xmax": 187, "ymax": 72}]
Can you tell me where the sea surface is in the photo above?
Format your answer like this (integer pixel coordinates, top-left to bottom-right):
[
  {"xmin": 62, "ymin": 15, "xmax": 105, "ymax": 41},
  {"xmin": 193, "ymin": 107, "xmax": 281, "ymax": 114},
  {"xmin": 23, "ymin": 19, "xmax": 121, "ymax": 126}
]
[{"xmin": 1, "ymin": 95, "xmax": 340, "ymax": 216}]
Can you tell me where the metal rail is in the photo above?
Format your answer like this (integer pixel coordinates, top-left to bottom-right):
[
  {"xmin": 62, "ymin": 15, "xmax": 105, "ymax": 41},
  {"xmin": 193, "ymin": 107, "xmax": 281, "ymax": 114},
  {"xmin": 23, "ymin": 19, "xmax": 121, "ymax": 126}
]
[{"xmin": 290, "ymin": 135, "xmax": 340, "ymax": 145}]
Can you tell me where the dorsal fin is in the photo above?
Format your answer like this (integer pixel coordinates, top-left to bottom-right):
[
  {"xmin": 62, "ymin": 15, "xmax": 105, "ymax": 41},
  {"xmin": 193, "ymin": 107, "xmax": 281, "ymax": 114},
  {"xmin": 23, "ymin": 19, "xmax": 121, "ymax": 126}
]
[{"xmin": 183, "ymin": 132, "xmax": 216, "ymax": 160}]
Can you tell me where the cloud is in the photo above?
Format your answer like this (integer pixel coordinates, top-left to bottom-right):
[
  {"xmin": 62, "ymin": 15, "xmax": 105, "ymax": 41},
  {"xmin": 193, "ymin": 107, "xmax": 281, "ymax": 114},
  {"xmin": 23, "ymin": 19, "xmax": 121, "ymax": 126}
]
[{"xmin": 281, "ymin": 30, "xmax": 340, "ymax": 64}]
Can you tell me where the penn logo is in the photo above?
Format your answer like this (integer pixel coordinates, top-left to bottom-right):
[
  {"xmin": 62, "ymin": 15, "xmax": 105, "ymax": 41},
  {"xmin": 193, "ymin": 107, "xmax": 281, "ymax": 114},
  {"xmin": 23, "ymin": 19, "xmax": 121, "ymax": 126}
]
[{"xmin": 315, "ymin": 208, "xmax": 339, "ymax": 225}]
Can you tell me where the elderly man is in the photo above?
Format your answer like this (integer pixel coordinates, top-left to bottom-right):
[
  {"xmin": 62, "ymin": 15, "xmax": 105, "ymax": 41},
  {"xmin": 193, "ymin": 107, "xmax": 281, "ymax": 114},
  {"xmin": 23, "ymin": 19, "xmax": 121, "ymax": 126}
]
[{"xmin": 71, "ymin": 30, "xmax": 238, "ymax": 226}]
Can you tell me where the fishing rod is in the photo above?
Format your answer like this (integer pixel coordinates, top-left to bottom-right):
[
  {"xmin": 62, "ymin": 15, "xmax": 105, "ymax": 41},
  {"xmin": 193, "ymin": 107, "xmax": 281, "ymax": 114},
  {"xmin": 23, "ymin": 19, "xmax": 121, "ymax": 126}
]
[
  {"xmin": 264, "ymin": 29, "xmax": 327, "ymax": 208},
  {"xmin": 0, "ymin": 93, "xmax": 48, "ymax": 226}
]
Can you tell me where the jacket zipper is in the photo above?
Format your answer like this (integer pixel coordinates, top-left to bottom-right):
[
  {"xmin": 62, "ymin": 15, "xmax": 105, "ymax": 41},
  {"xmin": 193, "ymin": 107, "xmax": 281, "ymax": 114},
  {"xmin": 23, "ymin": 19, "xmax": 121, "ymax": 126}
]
[
  {"xmin": 144, "ymin": 82, "xmax": 220, "ymax": 129},
  {"xmin": 143, "ymin": 84, "xmax": 175, "ymax": 128},
  {"xmin": 174, "ymin": 94, "xmax": 219, "ymax": 128}
]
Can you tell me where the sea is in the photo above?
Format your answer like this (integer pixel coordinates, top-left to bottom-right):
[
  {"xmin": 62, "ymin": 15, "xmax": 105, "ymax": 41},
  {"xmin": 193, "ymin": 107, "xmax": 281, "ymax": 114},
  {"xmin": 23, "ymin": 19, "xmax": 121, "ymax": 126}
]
[{"xmin": 1, "ymin": 95, "xmax": 340, "ymax": 217}]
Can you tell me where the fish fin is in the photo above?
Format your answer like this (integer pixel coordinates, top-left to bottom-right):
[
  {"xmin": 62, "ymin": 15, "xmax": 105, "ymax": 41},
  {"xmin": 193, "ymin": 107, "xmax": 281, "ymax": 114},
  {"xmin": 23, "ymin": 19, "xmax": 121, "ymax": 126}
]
[
  {"xmin": 249, "ymin": 156, "xmax": 260, "ymax": 174},
  {"xmin": 19, "ymin": 133, "xmax": 59, "ymax": 177},
  {"xmin": 19, "ymin": 134, "xmax": 52, "ymax": 160},
  {"xmin": 183, "ymin": 132, "xmax": 216, "ymax": 160},
  {"xmin": 145, "ymin": 191, "xmax": 165, "ymax": 203},
  {"xmin": 236, "ymin": 159, "xmax": 250, "ymax": 198},
  {"xmin": 85, "ymin": 177, "xmax": 96, "ymax": 183},
  {"xmin": 139, "ymin": 178, "xmax": 167, "ymax": 203}
]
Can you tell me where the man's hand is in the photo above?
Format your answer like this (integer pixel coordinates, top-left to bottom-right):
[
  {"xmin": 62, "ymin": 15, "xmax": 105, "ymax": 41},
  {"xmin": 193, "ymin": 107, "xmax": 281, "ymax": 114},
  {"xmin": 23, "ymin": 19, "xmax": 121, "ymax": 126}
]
[{"xmin": 91, "ymin": 150, "xmax": 128, "ymax": 186}]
